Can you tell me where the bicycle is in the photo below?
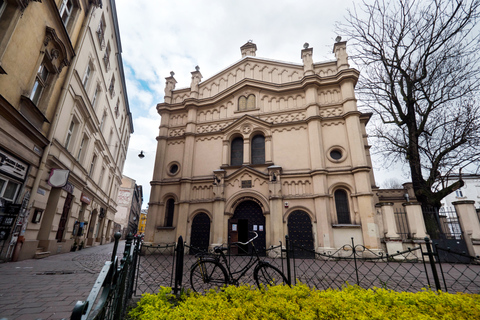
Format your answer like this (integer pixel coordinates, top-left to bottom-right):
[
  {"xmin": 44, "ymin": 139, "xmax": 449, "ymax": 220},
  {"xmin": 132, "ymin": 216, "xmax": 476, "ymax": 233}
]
[{"xmin": 190, "ymin": 232, "xmax": 288, "ymax": 292}]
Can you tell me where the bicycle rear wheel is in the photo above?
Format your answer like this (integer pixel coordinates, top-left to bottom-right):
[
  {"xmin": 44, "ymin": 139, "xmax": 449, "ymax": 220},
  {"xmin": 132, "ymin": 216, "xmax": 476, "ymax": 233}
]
[
  {"xmin": 254, "ymin": 264, "xmax": 288, "ymax": 289},
  {"xmin": 190, "ymin": 260, "xmax": 228, "ymax": 293}
]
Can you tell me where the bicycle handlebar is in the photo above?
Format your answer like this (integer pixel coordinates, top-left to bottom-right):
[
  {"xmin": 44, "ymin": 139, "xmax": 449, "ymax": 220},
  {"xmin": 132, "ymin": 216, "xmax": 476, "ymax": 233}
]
[{"xmin": 235, "ymin": 231, "xmax": 258, "ymax": 245}]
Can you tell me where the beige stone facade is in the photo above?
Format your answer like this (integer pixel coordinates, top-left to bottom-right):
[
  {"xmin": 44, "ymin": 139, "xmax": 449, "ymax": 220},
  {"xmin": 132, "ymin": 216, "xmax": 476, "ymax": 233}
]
[
  {"xmin": 145, "ymin": 41, "xmax": 382, "ymax": 254},
  {"xmin": 0, "ymin": 0, "xmax": 133, "ymax": 261}
]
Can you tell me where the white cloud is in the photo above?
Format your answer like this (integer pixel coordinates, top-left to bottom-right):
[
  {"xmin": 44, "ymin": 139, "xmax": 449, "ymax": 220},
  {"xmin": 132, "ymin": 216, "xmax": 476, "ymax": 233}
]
[{"xmin": 116, "ymin": 0, "xmax": 398, "ymax": 208}]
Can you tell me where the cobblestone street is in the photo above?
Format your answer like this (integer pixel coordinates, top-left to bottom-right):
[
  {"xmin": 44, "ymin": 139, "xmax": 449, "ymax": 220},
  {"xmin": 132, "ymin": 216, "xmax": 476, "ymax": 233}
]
[{"xmin": 0, "ymin": 240, "xmax": 125, "ymax": 320}]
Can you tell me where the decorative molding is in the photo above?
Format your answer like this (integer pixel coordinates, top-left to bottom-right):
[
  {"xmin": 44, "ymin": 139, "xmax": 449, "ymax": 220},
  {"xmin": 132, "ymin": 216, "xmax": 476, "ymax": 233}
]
[
  {"xmin": 282, "ymin": 180, "xmax": 313, "ymax": 196},
  {"xmin": 318, "ymin": 89, "xmax": 342, "ymax": 104},
  {"xmin": 167, "ymin": 140, "xmax": 185, "ymax": 145},
  {"xmin": 195, "ymin": 136, "xmax": 223, "ymax": 142},
  {"xmin": 168, "ymin": 128, "xmax": 185, "ymax": 137},
  {"xmin": 197, "ymin": 122, "xmax": 230, "ymax": 134},
  {"xmin": 321, "ymin": 121, "xmax": 344, "ymax": 127},
  {"xmin": 320, "ymin": 107, "xmax": 343, "ymax": 118},
  {"xmin": 260, "ymin": 112, "xmax": 306, "ymax": 124},
  {"xmin": 272, "ymin": 125, "xmax": 307, "ymax": 133}
]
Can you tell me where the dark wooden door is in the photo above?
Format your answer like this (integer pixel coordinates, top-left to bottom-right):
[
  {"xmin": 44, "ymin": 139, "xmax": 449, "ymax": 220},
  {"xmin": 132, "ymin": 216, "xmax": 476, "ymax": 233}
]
[
  {"xmin": 56, "ymin": 193, "xmax": 73, "ymax": 241},
  {"xmin": 189, "ymin": 212, "xmax": 211, "ymax": 255},
  {"xmin": 288, "ymin": 210, "xmax": 315, "ymax": 258},
  {"xmin": 229, "ymin": 200, "xmax": 266, "ymax": 255}
]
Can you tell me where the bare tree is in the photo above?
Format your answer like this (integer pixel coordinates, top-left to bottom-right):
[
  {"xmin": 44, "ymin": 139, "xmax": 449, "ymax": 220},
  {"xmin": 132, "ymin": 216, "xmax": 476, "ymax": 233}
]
[
  {"xmin": 382, "ymin": 178, "xmax": 404, "ymax": 189},
  {"xmin": 338, "ymin": 0, "xmax": 480, "ymax": 208}
]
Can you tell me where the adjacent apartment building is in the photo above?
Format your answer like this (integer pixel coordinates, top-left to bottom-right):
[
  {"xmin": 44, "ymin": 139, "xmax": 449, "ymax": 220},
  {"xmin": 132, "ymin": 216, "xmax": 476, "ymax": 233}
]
[
  {"xmin": 115, "ymin": 176, "xmax": 143, "ymax": 238},
  {"xmin": 0, "ymin": 0, "xmax": 133, "ymax": 261},
  {"xmin": 145, "ymin": 41, "xmax": 381, "ymax": 255}
]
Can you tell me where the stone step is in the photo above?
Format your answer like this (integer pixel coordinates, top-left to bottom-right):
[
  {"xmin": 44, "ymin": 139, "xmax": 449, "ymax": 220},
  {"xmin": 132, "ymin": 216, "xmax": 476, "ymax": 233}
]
[{"xmin": 35, "ymin": 248, "xmax": 50, "ymax": 259}]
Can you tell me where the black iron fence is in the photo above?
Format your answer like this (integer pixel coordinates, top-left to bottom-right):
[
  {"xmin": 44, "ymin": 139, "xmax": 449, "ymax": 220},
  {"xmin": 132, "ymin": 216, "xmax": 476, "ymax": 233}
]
[
  {"xmin": 71, "ymin": 232, "xmax": 141, "ymax": 320},
  {"xmin": 71, "ymin": 234, "xmax": 480, "ymax": 318},
  {"xmin": 132, "ymin": 236, "xmax": 480, "ymax": 295}
]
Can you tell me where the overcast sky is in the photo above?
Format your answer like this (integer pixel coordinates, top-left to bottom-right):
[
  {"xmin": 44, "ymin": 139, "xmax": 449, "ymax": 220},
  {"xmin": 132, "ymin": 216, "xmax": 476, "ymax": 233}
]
[{"xmin": 115, "ymin": 0, "xmax": 409, "ymax": 209}]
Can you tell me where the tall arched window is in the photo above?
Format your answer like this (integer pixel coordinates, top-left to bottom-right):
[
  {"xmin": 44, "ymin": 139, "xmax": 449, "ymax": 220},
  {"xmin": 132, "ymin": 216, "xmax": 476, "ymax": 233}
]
[
  {"xmin": 231, "ymin": 137, "xmax": 244, "ymax": 166},
  {"xmin": 165, "ymin": 198, "xmax": 175, "ymax": 227},
  {"xmin": 251, "ymin": 135, "xmax": 265, "ymax": 164},
  {"xmin": 334, "ymin": 189, "xmax": 351, "ymax": 224}
]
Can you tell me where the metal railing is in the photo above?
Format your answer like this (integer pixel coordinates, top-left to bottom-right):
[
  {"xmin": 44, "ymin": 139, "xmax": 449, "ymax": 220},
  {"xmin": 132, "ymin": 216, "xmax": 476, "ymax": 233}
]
[
  {"xmin": 71, "ymin": 232, "xmax": 140, "ymax": 320},
  {"xmin": 72, "ymin": 234, "xmax": 480, "ymax": 318}
]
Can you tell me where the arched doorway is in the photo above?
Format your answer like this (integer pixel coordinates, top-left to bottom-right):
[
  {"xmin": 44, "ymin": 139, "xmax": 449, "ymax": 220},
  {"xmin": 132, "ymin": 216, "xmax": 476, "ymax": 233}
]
[
  {"xmin": 229, "ymin": 200, "xmax": 266, "ymax": 255},
  {"xmin": 287, "ymin": 210, "xmax": 314, "ymax": 258},
  {"xmin": 189, "ymin": 212, "xmax": 211, "ymax": 255}
]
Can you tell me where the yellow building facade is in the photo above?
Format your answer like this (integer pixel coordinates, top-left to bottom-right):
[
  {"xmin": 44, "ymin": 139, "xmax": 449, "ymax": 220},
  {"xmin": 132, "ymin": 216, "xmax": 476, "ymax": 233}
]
[
  {"xmin": 145, "ymin": 41, "xmax": 381, "ymax": 255},
  {"xmin": 0, "ymin": 0, "xmax": 132, "ymax": 261}
]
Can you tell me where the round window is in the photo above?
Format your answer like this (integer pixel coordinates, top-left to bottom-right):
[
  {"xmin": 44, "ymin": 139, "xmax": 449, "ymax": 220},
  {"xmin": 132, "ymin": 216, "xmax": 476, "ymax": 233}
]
[
  {"xmin": 330, "ymin": 149, "xmax": 343, "ymax": 160},
  {"xmin": 169, "ymin": 164, "xmax": 179, "ymax": 175}
]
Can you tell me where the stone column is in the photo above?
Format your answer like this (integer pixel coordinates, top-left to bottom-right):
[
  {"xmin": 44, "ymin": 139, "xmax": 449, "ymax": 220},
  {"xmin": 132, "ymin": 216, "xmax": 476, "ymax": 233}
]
[
  {"xmin": 403, "ymin": 202, "xmax": 428, "ymax": 241},
  {"xmin": 377, "ymin": 202, "xmax": 403, "ymax": 256},
  {"xmin": 453, "ymin": 200, "xmax": 480, "ymax": 257},
  {"xmin": 268, "ymin": 166, "xmax": 283, "ymax": 257},
  {"xmin": 211, "ymin": 170, "xmax": 226, "ymax": 249}
]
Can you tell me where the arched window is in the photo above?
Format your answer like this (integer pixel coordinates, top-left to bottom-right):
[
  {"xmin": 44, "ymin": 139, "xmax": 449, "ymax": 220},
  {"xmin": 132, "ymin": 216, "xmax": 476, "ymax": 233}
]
[
  {"xmin": 165, "ymin": 198, "xmax": 175, "ymax": 227},
  {"xmin": 238, "ymin": 94, "xmax": 255, "ymax": 111},
  {"xmin": 231, "ymin": 137, "xmax": 244, "ymax": 166},
  {"xmin": 251, "ymin": 135, "xmax": 265, "ymax": 164},
  {"xmin": 334, "ymin": 189, "xmax": 351, "ymax": 224}
]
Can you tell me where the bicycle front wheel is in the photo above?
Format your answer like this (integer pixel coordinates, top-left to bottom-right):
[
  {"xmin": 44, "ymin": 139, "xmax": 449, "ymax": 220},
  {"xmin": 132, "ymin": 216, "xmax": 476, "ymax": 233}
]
[
  {"xmin": 254, "ymin": 264, "xmax": 288, "ymax": 289},
  {"xmin": 190, "ymin": 260, "xmax": 228, "ymax": 293}
]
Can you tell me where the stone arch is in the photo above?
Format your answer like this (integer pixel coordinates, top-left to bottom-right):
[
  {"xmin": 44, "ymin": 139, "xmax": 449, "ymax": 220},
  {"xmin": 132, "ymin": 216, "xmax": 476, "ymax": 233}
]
[
  {"xmin": 283, "ymin": 206, "xmax": 316, "ymax": 223},
  {"xmin": 225, "ymin": 190, "xmax": 270, "ymax": 216}
]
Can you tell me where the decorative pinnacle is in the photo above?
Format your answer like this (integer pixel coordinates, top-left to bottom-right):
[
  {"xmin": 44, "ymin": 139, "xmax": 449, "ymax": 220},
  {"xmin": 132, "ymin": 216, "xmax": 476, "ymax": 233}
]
[
  {"xmin": 335, "ymin": 36, "xmax": 342, "ymax": 43},
  {"xmin": 303, "ymin": 42, "xmax": 309, "ymax": 49},
  {"xmin": 170, "ymin": 71, "xmax": 175, "ymax": 76},
  {"xmin": 195, "ymin": 65, "xmax": 200, "ymax": 71}
]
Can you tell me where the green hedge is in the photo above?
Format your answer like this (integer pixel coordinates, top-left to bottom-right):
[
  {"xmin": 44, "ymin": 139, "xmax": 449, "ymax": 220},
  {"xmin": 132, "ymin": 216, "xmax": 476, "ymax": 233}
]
[{"xmin": 129, "ymin": 284, "xmax": 480, "ymax": 319}]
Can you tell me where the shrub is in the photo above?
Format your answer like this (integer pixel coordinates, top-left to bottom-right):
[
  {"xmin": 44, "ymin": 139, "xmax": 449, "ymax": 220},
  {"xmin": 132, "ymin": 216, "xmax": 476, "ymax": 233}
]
[{"xmin": 129, "ymin": 284, "xmax": 480, "ymax": 320}]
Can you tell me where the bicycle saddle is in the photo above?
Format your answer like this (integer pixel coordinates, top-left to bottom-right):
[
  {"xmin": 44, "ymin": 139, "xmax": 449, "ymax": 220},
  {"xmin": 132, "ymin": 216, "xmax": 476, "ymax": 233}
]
[{"xmin": 214, "ymin": 246, "xmax": 228, "ymax": 253}]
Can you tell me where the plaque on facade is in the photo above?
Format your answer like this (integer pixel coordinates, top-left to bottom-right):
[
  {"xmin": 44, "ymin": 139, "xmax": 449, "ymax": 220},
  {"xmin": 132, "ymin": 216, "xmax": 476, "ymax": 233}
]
[
  {"xmin": 241, "ymin": 180, "xmax": 252, "ymax": 188},
  {"xmin": 0, "ymin": 148, "xmax": 29, "ymax": 181},
  {"xmin": 81, "ymin": 193, "xmax": 91, "ymax": 204}
]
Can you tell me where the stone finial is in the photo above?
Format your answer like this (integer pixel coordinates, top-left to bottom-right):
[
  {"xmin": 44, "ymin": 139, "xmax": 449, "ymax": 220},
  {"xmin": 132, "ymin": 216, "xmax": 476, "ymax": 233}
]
[
  {"xmin": 190, "ymin": 67, "xmax": 203, "ymax": 98},
  {"xmin": 333, "ymin": 39, "xmax": 349, "ymax": 71},
  {"xmin": 301, "ymin": 45, "xmax": 314, "ymax": 76},
  {"xmin": 240, "ymin": 40, "xmax": 257, "ymax": 58},
  {"xmin": 164, "ymin": 73, "xmax": 177, "ymax": 103}
]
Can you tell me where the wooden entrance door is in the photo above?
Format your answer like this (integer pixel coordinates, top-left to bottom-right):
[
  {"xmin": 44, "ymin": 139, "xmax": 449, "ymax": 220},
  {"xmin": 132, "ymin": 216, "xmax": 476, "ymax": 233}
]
[
  {"xmin": 229, "ymin": 200, "xmax": 266, "ymax": 255},
  {"xmin": 56, "ymin": 193, "xmax": 73, "ymax": 241},
  {"xmin": 189, "ymin": 212, "xmax": 211, "ymax": 255},
  {"xmin": 287, "ymin": 210, "xmax": 314, "ymax": 258}
]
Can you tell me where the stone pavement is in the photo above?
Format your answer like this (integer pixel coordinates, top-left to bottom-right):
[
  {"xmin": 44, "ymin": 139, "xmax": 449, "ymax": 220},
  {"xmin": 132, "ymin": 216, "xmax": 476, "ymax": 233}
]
[{"xmin": 0, "ymin": 240, "xmax": 125, "ymax": 320}]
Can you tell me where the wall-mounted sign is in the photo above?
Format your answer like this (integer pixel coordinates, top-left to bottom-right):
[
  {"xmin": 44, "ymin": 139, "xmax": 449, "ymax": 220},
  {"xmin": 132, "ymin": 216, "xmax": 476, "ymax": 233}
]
[
  {"xmin": 80, "ymin": 193, "xmax": 91, "ymax": 204},
  {"xmin": 241, "ymin": 180, "xmax": 252, "ymax": 188},
  {"xmin": 48, "ymin": 169, "xmax": 70, "ymax": 188},
  {"xmin": 62, "ymin": 182, "xmax": 74, "ymax": 194},
  {"xmin": 0, "ymin": 149, "xmax": 29, "ymax": 181}
]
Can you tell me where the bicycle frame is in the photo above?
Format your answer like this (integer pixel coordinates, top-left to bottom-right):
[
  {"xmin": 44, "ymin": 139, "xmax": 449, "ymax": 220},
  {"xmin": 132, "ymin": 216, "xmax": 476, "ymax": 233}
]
[{"xmin": 198, "ymin": 232, "xmax": 265, "ymax": 286}]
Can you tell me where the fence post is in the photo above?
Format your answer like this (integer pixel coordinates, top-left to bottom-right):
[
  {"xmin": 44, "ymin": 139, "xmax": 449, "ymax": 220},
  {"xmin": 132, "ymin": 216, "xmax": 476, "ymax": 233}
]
[
  {"xmin": 111, "ymin": 232, "xmax": 122, "ymax": 262},
  {"xmin": 424, "ymin": 237, "xmax": 441, "ymax": 291},
  {"xmin": 174, "ymin": 236, "xmax": 184, "ymax": 295},
  {"xmin": 351, "ymin": 237, "xmax": 359, "ymax": 286},
  {"xmin": 284, "ymin": 235, "xmax": 292, "ymax": 286}
]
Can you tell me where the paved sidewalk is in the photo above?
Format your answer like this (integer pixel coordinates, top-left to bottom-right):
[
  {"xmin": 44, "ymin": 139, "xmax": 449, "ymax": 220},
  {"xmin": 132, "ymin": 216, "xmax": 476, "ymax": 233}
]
[{"xmin": 0, "ymin": 240, "xmax": 125, "ymax": 320}]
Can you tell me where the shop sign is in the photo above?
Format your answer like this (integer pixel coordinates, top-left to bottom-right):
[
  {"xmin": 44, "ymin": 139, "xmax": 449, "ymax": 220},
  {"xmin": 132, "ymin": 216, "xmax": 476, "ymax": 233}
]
[
  {"xmin": 62, "ymin": 182, "xmax": 74, "ymax": 194},
  {"xmin": 0, "ymin": 149, "xmax": 29, "ymax": 181},
  {"xmin": 48, "ymin": 169, "xmax": 70, "ymax": 187},
  {"xmin": 81, "ymin": 193, "xmax": 91, "ymax": 204}
]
